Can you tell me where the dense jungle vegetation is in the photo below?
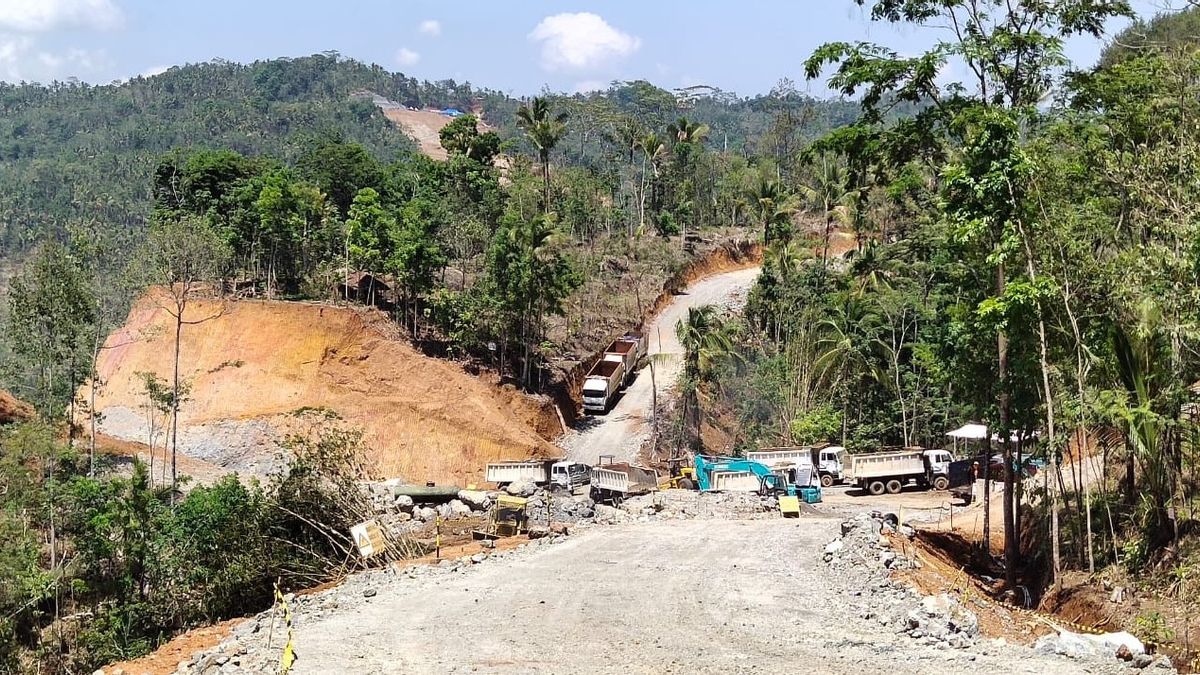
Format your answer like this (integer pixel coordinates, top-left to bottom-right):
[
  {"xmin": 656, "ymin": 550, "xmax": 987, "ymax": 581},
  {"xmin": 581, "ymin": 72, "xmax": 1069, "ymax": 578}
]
[{"xmin": 8, "ymin": 0, "xmax": 1200, "ymax": 670}]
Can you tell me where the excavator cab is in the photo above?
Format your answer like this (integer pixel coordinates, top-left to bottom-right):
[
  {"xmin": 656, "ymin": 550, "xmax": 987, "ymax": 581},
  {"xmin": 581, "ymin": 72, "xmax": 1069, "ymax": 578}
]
[{"xmin": 758, "ymin": 473, "xmax": 795, "ymax": 497}]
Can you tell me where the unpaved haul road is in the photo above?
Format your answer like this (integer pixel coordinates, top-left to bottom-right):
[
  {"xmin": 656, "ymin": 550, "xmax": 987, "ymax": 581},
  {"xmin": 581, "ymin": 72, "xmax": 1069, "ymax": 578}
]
[
  {"xmin": 560, "ymin": 267, "xmax": 761, "ymax": 465},
  {"xmin": 275, "ymin": 518, "xmax": 1100, "ymax": 674}
]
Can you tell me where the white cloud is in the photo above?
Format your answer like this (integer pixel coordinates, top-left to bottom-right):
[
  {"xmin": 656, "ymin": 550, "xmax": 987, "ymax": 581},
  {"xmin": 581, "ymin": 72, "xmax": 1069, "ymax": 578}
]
[
  {"xmin": 418, "ymin": 19, "xmax": 441, "ymax": 37},
  {"xmin": 141, "ymin": 64, "xmax": 169, "ymax": 78},
  {"xmin": 529, "ymin": 12, "xmax": 639, "ymax": 72},
  {"xmin": 395, "ymin": 47, "xmax": 420, "ymax": 67},
  {"xmin": 0, "ymin": 35, "xmax": 34, "ymax": 80},
  {"xmin": 0, "ymin": 0, "xmax": 123, "ymax": 33},
  {"xmin": 0, "ymin": 33, "xmax": 111, "ymax": 82}
]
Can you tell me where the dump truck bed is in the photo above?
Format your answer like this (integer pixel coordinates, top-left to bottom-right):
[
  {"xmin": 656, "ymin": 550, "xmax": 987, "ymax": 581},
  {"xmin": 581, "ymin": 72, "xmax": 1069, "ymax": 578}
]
[
  {"xmin": 746, "ymin": 447, "xmax": 814, "ymax": 468},
  {"xmin": 485, "ymin": 460, "xmax": 554, "ymax": 484},
  {"xmin": 590, "ymin": 463, "xmax": 659, "ymax": 495},
  {"xmin": 710, "ymin": 470, "xmax": 762, "ymax": 492},
  {"xmin": 844, "ymin": 451, "xmax": 925, "ymax": 481}
]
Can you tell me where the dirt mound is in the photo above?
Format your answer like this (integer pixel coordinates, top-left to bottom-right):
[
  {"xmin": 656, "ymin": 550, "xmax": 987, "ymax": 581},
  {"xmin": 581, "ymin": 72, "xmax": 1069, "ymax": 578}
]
[
  {"xmin": 0, "ymin": 388, "xmax": 32, "ymax": 424},
  {"xmin": 90, "ymin": 291, "xmax": 560, "ymax": 484}
]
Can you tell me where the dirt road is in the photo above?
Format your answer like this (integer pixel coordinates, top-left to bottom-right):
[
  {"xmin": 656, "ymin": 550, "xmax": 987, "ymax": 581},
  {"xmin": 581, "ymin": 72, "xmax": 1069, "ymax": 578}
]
[
  {"xmin": 560, "ymin": 267, "xmax": 760, "ymax": 465},
  {"xmin": 237, "ymin": 518, "xmax": 1110, "ymax": 674}
]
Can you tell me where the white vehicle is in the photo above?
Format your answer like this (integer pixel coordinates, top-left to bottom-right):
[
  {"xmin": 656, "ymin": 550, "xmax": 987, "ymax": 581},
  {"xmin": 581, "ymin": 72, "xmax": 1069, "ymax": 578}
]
[
  {"xmin": 816, "ymin": 445, "xmax": 847, "ymax": 486},
  {"xmin": 549, "ymin": 460, "xmax": 592, "ymax": 492},
  {"xmin": 747, "ymin": 444, "xmax": 847, "ymax": 487},
  {"xmin": 486, "ymin": 459, "xmax": 591, "ymax": 491},
  {"xmin": 844, "ymin": 448, "xmax": 954, "ymax": 496},
  {"xmin": 582, "ymin": 360, "xmax": 626, "ymax": 413},
  {"xmin": 590, "ymin": 458, "xmax": 658, "ymax": 502}
]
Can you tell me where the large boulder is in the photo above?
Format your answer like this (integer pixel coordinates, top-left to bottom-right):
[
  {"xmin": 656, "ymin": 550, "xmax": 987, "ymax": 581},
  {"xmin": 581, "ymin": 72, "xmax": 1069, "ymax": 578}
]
[
  {"xmin": 457, "ymin": 490, "xmax": 491, "ymax": 511},
  {"xmin": 505, "ymin": 480, "xmax": 539, "ymax": 497},
  {"xmin": 447, "ymin": 499, "xmax": 472, "ymax": 517},
  {"xmin": 1035, "ymin": 630, "xmax": 1144, "ymax": 660}
]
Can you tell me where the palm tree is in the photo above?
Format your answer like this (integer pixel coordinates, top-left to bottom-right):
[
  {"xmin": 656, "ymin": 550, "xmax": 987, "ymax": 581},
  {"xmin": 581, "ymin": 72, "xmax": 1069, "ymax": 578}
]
[
  {"xmin": 666, "ymin": 116, "xmax": 709, "ymax": 145},
  {"xmin": 516, "ymin": 97, "xmax": 569, "ymax": 212},
  {"xmin": 676, "ymin": 305, "xmax": 734, "ymax": 451},
  {"xmin": 636, "ymin": 132, "xmax": 667, "ymax": 234},
  {"xmin": 798, "ymin": 152, "xmax": 854, "ymax": 271},
  {"xmin": 747, "ymin": 175, "xmax": 799, "ymax": 243},
  {"xmin": 665, "ymin": 117, "xmax": 710, "ymax": 248}
]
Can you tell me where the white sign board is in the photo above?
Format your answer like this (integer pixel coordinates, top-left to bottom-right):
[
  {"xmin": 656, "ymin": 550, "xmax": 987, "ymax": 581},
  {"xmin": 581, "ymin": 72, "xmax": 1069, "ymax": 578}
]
[{"xmin": 350, "ymin": 519, "xmax": 387, "ymax": 558}]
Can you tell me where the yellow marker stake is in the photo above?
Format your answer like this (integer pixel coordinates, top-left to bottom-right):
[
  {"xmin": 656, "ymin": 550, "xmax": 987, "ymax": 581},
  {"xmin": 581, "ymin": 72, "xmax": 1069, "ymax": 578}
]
[{"xmin": 435, "ymin": 515, "xmax": 441, "ymax": 559}]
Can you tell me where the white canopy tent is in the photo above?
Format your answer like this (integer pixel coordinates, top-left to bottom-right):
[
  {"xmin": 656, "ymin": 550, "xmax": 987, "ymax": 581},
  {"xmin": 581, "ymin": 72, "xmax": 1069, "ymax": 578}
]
[
  {"xmin": 946, "ymin": 423, "xmax": 1037, "ymax": 453},
  {"xmin": 947, "ymin": 423, "xmax": 988, "ymax": 440}
]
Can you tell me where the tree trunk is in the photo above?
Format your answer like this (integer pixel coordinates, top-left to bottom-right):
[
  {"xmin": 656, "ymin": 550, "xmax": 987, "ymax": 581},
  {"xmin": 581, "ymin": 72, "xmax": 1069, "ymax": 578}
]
[
  {"xmin": 171, "ymin": 307, "xmax": 183, "ymax": 503},
  {"xmin": 89, "ymin": 323, "xmax": 101, "ymax": 477},
  {"xmin": 998, "ymin": 257, "xmax": 1017, "ymax": 589},
  {"xmin": 1020, "ymin": 222, "xmax": 1061, "ymax": 588}
]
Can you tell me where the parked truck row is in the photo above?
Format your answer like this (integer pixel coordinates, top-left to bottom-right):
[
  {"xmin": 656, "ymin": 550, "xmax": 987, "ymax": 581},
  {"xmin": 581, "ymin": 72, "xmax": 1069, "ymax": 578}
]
[
  {"xmin": 581, "ymin": 331, "xmax": 648, "ymax": 413},
  {"xmin": 483, "ymin": 444, "xmax": 966, "ymax": 505}
]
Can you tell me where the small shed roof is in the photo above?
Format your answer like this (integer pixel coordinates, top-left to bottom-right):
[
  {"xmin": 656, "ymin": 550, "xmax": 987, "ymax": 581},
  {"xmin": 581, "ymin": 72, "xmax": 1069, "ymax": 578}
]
[
  {"xmin": 947, "ymin": 423, "xmax": 1036, "ymax": 443},
  {"xmin": 947, "ymin": 423, "xmax": 989, "ymax": 440}
]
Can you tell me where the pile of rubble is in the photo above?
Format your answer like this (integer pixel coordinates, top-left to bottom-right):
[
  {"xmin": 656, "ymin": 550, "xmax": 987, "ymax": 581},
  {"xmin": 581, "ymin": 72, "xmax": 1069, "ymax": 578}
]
[
  {"xmin": 592, "ymin": 489, "xmax": 782, "ymax": 524},
  {"xmin": 1034, "ymin": 631, "xmax": 1173, "ymax": 670},
  {"xmin": 823, "ymin": 513, "xmax": 1177, "ymax": 672},
  {"xmin": 364, "ymin": 479, "xmax": 600, "ymax": 538},
  {"xmin": 824, "ymin": 512, "xmax": 979, "ymax": 650}
]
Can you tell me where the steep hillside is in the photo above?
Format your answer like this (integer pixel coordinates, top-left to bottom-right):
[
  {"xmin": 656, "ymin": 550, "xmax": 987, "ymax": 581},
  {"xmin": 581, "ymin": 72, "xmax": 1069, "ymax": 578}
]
[{"xmin": 91, "ymin": 292, "xmax": 560, "ymax": 484}]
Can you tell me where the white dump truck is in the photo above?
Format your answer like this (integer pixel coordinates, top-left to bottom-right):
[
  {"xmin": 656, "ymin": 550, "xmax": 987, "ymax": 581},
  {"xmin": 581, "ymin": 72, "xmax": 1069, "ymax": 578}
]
[
  {"xmin": 485, "ymin": 459, "xmax": 591, "ymax": 491},
  {"xmin": 746, "ymin": 445, "xmax": 847, "ymax": 487},
  {"xmin": 589, "ymin": 457, "xmax": 659, "ymax": 503},
  {"xmin": 582, "ymin": 359, "xmax": 626, "ymax": 413},
  {"xmin": 603, "ymin": 340, "xmax": 639, "ymax": 384},
  {"xmin": 844, "ymin": 448, "xmax": 954, "ymax": 496}
]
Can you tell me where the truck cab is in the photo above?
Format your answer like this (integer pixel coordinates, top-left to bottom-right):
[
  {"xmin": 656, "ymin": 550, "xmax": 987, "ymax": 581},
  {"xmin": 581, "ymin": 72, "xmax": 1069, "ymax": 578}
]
[
  {"xmin": 550, "ymin": 461, "xmax": 591, "ymax": 492},
  {"xmin": 922, "ymin": 449, "xmax": 954, "ymax": 489},
  {"xmin": 816, "ymin": 446, "xmax": 846, "ymax": 486}
]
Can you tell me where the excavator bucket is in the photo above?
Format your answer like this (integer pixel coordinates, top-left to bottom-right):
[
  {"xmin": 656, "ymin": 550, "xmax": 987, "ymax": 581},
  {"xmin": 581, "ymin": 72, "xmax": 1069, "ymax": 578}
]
[{"xmin": 778, "ymin": 496, "xmax": 801, "ymax": 518}]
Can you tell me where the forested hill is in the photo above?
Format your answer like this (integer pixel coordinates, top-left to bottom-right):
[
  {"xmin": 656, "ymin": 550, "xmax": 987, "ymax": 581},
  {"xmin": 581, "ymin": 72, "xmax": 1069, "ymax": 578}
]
[
  {"xmin": 0, "ymin": 55, "xmax": 427, "ymax": 258},
  {"xmin": 0, "ymin": 53, "xmax": 858, "ymax": 264}
]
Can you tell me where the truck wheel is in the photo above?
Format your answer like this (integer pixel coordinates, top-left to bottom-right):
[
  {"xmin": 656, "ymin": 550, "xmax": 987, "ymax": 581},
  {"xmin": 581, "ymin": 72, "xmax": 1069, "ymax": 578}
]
[
  {"xmin": 820, "ymin": 474, "xmax": 834, "ymax": 488},
  {"xmin": 885, "ymin": 479, "xmax": 903, "ymax": 495},
  {"xmin": 868, "ymin": 481, "xmax": 886, "ymax": 496},
  {"xmin": 933, "ymin": 476, "xmax": 949, "ymax": 491},
  {"xmin": 677, "ymin": 478, "xmax": 696, "ymax": 490}
]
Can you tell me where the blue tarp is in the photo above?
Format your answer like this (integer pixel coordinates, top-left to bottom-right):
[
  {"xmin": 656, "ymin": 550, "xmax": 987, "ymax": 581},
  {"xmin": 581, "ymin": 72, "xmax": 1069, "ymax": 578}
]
[{"xmin": 440, "ymin": 108, "xmax": 464, "ymax": 117}]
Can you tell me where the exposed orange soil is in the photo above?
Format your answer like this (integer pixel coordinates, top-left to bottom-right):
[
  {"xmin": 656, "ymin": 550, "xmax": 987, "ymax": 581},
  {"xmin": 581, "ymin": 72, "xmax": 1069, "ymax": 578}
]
[
  {"xmin": 107, "ymin": 619, "xmax": 239, "ymax": 675},
  {"xmin": 90, "ymin": 292, "xmax": 560, "ymax": 485},
  {"xmin": 382, "ymin": 107, "xmax": 454, "ymax": 159},
  {"xmin": 0, "ymin": 387, "xmax": 33, "ymax": 424}
]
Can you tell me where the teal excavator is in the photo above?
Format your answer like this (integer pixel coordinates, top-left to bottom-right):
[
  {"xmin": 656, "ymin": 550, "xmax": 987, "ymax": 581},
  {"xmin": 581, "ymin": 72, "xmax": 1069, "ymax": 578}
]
[{"xmin": 691, "ymin": 455, "xmax": 815, "ymax": 497}]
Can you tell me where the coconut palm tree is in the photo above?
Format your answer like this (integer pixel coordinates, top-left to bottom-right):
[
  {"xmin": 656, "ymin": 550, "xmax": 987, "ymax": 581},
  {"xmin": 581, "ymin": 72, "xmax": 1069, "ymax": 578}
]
[
  {"xmin": 798, "ymin": 152, "xmax": 854, "ymax": 271},
  {"xmin": 516, "ymin": 97, "xmax": 569, "ymax": 212},
  {"xmin": 676, "ymin": 304, "xmax": 735, "ymax": 451},
  {"xmin": 636, "ymin": 132, "xmax": 667, "ymax": 234},
  {"xmin": 665, "ymin": 117, "xmax": 710, "ymax": 248},
  {"xmin": 747, "ymin": 175, "xmax": 799, "ymax": 243},
  {"xmin": 667, "ymin": 116, "xmax": 710, "ymax": 145}
]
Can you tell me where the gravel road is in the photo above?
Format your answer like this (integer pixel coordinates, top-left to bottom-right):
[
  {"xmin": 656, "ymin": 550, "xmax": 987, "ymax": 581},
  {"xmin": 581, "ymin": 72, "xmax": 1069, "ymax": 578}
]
[
  {"xmin": 560, "ymin": 267, "xmax": 760, "ymax": 465},
  {"xmin": 217, "ymin": 518, "xmax": 1119, "ymax": 674}
]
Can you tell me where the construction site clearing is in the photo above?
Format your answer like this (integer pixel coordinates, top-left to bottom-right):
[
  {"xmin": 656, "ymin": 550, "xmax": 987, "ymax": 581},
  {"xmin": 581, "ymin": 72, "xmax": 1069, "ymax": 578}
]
[{"xmin": 97, "ymin": 460, "xmax": 1180, "ymax": 675}]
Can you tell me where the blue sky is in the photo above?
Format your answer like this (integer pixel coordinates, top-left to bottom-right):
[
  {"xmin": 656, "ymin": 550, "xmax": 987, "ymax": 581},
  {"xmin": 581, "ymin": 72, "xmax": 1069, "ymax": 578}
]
[{"xmin": 0, "ymin": 0, "xmax": 1181, "ymax": 96}]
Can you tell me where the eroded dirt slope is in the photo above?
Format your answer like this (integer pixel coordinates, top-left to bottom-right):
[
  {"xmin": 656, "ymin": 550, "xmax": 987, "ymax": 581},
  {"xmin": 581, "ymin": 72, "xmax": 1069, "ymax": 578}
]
[{"xmin": 91, "ymin": 292, "xmax": 559, "ymax": 484}]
